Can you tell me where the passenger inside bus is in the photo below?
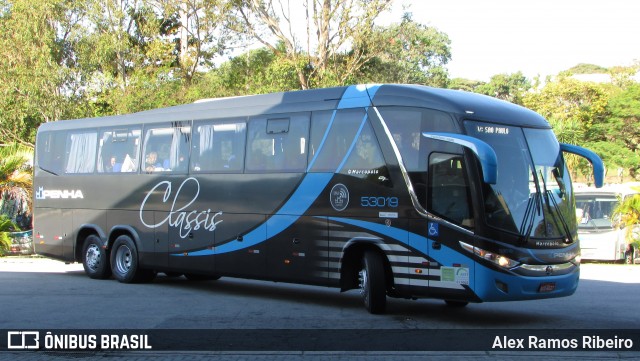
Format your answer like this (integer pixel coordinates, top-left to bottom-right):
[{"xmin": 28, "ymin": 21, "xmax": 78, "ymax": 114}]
[
  {"xmin": 145, "ymin": 151, "xmax": 163, "ymax": 172},
  {"xmin": 109, "ymin": 156, "xmax": 122, "ymax": 172}
]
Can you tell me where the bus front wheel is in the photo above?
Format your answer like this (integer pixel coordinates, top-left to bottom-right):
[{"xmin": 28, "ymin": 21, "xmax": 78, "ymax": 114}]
[
  {"xmin": 82, "ymin": 235, "xmax": 111, "ymax": 279},
  {"xmin": 110, "ymin": 235, "xmax": 155, "ymax": 283},
  {"xmin": 359, "ymin": 250, "xmax": 387, "ymax": 314}
]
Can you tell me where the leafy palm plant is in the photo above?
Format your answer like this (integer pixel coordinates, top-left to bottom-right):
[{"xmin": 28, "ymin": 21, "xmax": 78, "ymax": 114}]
[
  {"xmin": 613, "ymin": 188, "xmax": 640, "ymax": 262},
  {"xmin": 0, "ymin": 215, "xmax": 19, "ymax": 256},
  {"xmin": 0, "ymin": 144, "xmax": 33, "ymax": 229}
]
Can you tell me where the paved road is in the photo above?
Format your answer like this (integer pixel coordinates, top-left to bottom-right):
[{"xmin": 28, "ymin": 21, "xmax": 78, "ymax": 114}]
[{"xmin": 0, "ymin": 257, "xmax": 639, "ymax": 360}]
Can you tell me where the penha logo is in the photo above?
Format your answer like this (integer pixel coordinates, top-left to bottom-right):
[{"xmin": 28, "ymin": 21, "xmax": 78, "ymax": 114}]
[
  {"xmin": 35, "ymin": 187, "xmax": 84, "ymax": 200},
  {"xmin": 330, "ymin": 183, "xmax": 349, "ymax": 211}
]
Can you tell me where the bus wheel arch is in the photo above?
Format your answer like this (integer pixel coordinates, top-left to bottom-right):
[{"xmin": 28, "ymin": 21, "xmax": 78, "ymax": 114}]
[
  {"xmin": 109, "ymin": 232, "xmax": 156, "ymax": 283},
  {"xmin": 340, "ymin": 241, "xmax": 393, "ymax": 314},
  {"xmin": 75, "ymin": 225, "xmax": 107, "ymax": 263},
  {"xmin": 80, "ymin": 234, "xmax": 111, "ymax": 279}
]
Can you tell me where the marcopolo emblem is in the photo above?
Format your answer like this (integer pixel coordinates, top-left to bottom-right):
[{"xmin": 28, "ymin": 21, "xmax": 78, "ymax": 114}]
[{"xmin": 330, "ymin": 183, "xmax": 349, "ymax": 211}]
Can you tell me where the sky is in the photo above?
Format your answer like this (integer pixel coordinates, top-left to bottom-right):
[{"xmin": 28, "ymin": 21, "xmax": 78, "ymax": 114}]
[{"xmin": 389, "ymin": 0, "xmax": 640, "ymax": 81}]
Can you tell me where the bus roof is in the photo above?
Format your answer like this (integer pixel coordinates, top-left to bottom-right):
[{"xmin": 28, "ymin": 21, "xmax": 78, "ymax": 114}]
[
  {"xmin": 38, "ymin": 84, "xmax": 550, "ymax": 132},
  {"xmin": 575, "ymin": 183, "xmax": 640, "ymax": 197}
]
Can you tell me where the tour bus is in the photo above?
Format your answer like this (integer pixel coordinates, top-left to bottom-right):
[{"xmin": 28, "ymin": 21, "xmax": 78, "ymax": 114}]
[
  {"xmin": 575, "ymin": 185, "xmax": 638, "ymax": 263},
  {"xmin": 33, "ymin": 84, "xmax": 604, "ymax": 314}
]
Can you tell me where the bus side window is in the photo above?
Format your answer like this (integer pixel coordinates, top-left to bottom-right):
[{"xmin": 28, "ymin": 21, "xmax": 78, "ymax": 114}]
[
  {"xmin": 246, "ymin": 113, "xmax": 309, "ymax": 172},
  {"xmin": 308, "ymin": 108, "xmax": 364, "ymax": 172},
  {"xmin": 340, "ymin": 120, "xmax": 390, "ymax": 185},
  {"xmin": 192, "ymin": 120, "xmax": 246, "ymax": 173},
  {"xmin": 143, "ymin": 122, "xmax": 190, "ymax": 173},
  {"xmin": 428, "ymin": 153, "xmax": 474, "ymax": 228},
  {"xmin": 65, "ymin": 131, "xmax": 98, "ymax": 174},
  {"xmin": 96, "ymin": 128, "xmax": 141, "ymax": 173},
  {"xmin": 36, "ymin": 131, "xmax": 66, "ymax": 175}
]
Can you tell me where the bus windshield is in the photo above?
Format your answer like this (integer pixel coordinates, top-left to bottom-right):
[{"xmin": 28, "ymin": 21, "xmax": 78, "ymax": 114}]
[
  {"xmin": 466, "ymin": 121, "xmax": 576, "ymax": 239},
  {"xmin": 575, "ymin": 194, "xmax": 618, "ymax": 230}
]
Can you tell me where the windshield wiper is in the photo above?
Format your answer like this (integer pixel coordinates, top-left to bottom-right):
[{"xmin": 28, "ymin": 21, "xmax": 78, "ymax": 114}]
[
  {"xmin": 38, "ymin": 167, "xmax": 58, "ymax": 176},
  {"xmin": 539, "ymin": 169, "xmax": 574, "ymax": 243},
  {"xmin": 521, "ymin": 192, "xmax": 540, "ymax": 245},
  {"xmin": 521, "ymin": 168, "xmax": 543, "ymax": 245}
]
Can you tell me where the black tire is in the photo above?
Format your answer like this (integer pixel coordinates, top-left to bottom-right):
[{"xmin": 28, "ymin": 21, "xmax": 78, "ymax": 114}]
[
  {"xmin": 110, "ymin": 235, "xmax": 155, "ymax": 283},
  {"xmin": 81, "ymin": 235, "xmax": 111, "ymax": 279},
  {"xmin": 445, "ymin": 300, "xmax": 469, "ymax": 308},
  {"xmin": 359, "ymin": 250, "xmax": 387, "ymax": 314}
]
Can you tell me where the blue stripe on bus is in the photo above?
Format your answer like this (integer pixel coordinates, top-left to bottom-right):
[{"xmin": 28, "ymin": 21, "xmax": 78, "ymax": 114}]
[
  {"xmin": 178, "ymin": 84, "xmax": 381, "ymax": 257},
  {"xmin": 185, "ymin": 172, "xmax": 334, "ymax": 256},
  {"xmin": 337, "ymin": 84, "xmax": 379, "ymax": 109}
]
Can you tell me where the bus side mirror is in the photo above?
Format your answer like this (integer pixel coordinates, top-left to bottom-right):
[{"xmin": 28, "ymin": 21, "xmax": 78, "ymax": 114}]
[
  {"xmin": 422, "ymin": 132, "xmax": 498, "ymax": 184},
  {"xmin": 560, "ymin": 143, "xmax": 605, "ymax": 188}
]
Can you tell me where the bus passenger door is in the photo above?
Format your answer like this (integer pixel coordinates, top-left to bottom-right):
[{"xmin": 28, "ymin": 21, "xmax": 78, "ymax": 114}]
[{"xmin": 423, "ymin": 152, "xmax": 475, "ymax": 300}]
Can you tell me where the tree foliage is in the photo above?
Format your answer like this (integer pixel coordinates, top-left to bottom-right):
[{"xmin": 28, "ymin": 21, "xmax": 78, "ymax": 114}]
[
  {"xmin": 0, "ymin": 0, "xmax": 639, "ymax": 188},
  {"xmin": 233, "ymin": 0, "xmax": 396, "ymax": 89},
  {"xmin": 474, "ymin": 72, "xmax": 531, "ymax": 105},
  {"xmin": 0, "ymin": 0, "xmax": 80, "ymax": 145},
  {"xmin": 0, "ymin": 144, "xmax": 32, "ymax": 230},
  {"xmin": 614, "ymin": 189, "xmax": 640, "ymax": 248},
  {"xmin": 357, "ymin": 13, "xmax": 451, "ymax": 87}
]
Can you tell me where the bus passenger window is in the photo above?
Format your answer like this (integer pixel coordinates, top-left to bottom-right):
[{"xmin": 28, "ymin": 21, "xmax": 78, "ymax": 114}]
[
  {"xmin": 143, "ymin": 122, "xmax": 190, "ymax": 173},
  {"xmin": 65, "ymin": 131, "xmax": 98, "ymax": 174},
  {"xmin": 96, "ymin": 128, "xmax": 141, "ymax": 173},
  {"xmin": 428, "ymin": 153, "xmax": 474, "ymax": 228},
  {"xmin": 192, "ymin": 120, "xmax": 246, "ymax": 173},
  {"xmin": 246, "ymin": 113, "xmax": 309, "ymax": 172},
  {"xmin": 36, "ymin": 131, "xmax": 66, "ymax": 175},
  {"xmin": 308, "ymin": 108, "xmax": 364, "ymax": 172},
  {"xmin": 341, "ymin": 120, "xmax": 390, "ymax": 185}
]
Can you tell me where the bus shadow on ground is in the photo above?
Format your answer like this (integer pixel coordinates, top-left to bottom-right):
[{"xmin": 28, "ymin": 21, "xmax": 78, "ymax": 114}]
[{"xmin": 149, "ymin": 274, "xmax": 543, "ymax": 327}]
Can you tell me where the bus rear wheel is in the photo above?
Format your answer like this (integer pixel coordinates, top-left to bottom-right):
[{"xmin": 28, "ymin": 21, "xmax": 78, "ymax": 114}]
[
  {"xmin": 359, "ymin": 250, "xmax": 387, "ymax": 314},
  {"xmin": 82, "ymin": 235, "xmax": 111, "ymax": 279},
  {"xmin": 110, "ymin": 235, "xmax": 155, "ymax": 283}
]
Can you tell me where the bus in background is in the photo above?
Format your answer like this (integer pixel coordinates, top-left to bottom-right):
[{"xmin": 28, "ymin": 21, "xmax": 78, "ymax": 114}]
[
  {"xmin": 575, "ymin": 185, "xmax": 639, "ymax": 263},
  {"xmin": 33, "ymin": 84, "xmax": 604, "ymax": 314}
]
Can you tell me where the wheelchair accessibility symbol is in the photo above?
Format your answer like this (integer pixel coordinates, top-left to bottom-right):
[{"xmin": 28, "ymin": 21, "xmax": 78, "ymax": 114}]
[{"xmin": 428, "ymin": 222, "xmax": 439, "ymax": 237}]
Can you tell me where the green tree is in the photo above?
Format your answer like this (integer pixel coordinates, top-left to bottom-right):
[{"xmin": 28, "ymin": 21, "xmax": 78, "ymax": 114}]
[
  {"xmin": 0, "ymin": 144, "xmax": 32, "ymax": 230},
  {"xmin": 0, "ymin": 215, "xmax": 19, "ymax": 256},
  {"xmin": 159, "ymin": 0, "xmax": 235, "ymax": 84},
  {"xmin": 565, "ymin": 63, "xmax": 608, "ymax": 74},
  {"xmin": 594, "ymin": 84, "xmax": 640, "ymax": 179},
  {"xmin": 357, "ymin": 14, "xmax": 451, "ymax": 87},
  {"xmin": 234, "ymin": 0, "xmax": 394, "ymax": 89},
  {"xmin": 212, "ymin": 47, "xmax": 302, "ymax": 95},
  {"xmin": 448, "ymin": 78, "xmax": 483, "ymax": 92},
  {"xmin": 523, "ymin": 74, "xmax": 609, "ymax": 130},
  {"xmin": 0, "ymin": 0, "xmax": 81, "ymax": 144},
  {"xmin": 613, "ymin": 189, "xmax": 640, "ymax": 257},
  {"xmin": 475, "ymin": 72, "xmax": 531, "ymax": 105},
  {"xmin": 523, "ymin": 74, "xmax": 609, "ymax": 182}
]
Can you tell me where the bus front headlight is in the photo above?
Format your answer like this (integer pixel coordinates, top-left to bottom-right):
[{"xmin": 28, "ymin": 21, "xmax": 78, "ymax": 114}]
[{"xmin": 459, "ymin": 241, "xmax": 520, "ymax": 269}]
